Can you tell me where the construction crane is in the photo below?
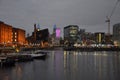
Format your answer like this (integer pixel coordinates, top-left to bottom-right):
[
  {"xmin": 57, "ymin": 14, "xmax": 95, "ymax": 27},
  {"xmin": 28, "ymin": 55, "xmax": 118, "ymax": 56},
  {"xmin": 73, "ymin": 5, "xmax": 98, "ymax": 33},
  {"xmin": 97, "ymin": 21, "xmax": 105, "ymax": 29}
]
[{"xmin": 106, "ymin": 0, "xmax": 120, "ymax": 35}]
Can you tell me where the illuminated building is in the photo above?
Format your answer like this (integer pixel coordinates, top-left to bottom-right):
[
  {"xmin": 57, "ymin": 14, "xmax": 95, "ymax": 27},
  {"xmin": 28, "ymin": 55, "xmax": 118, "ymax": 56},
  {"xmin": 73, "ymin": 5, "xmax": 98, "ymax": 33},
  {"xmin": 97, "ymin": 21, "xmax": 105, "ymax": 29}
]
[
  {"xmin": 0, "ymin": 21, "xmax": 12, "ymax": 46},
  {"xmin": 0, "ymin": 21, "xmax": 26, "ymax": 47},
  {"xmin": 56, "ymin": 28, "xmax": 61, "ymax": 38},
  {"xmin": 64, "ymin": 25, "xmax": 79, "ymax": 44},
  {"xmin": 55, "ymin": 28, "xmax": 61, "ymax": 46},
  {"xmin": 49, "ymin": 25, "xmax": 61, "ymax": 46},
  {"xmin": 12, "ymin": 28, "xmax": 26, "ymax": 46},
  {"xmin": 94, "ymin": 32, "xmax": 105, "ymax": 44}
]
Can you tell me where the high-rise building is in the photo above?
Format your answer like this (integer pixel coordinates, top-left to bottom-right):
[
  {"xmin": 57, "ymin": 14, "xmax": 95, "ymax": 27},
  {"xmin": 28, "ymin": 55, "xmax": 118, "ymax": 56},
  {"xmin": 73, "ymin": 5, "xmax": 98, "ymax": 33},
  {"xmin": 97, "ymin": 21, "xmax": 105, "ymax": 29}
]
[
  {"xmin": 64, "ymin": 25, "xmax": 79, "ymax": 44},
  {"xmin": 94, "ymin": 32, "xmax": 105, "ymax": 44},
  {"xmin": 49, "ymin": 25, "xmax": 61, "ymax": 46},
  {"xmin": 113, "ymin": 23, "xmax": 120, "ymax": 46},
  {"xmin": 78, "ymin": 29, "xmax": 85, "ymax": 41}
]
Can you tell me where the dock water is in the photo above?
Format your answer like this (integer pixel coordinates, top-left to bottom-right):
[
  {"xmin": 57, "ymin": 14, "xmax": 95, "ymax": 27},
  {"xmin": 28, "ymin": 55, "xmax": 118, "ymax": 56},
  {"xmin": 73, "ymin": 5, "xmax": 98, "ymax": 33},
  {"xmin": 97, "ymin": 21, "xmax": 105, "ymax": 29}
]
[{"xmin": 0, "ymin": 50, "xmax": 47, "ymax": 67}]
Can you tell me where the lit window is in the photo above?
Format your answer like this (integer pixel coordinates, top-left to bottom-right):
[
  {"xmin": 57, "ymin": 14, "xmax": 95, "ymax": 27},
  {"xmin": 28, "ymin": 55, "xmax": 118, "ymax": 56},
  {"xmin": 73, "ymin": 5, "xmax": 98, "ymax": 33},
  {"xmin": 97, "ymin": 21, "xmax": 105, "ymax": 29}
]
[
  {"xmin": 15, "ymin": 32, "xmax": 17, "ymax": 35},
  {"xmin": 15, "ymin": 39, "xmax": 16, "ymax": 41}
]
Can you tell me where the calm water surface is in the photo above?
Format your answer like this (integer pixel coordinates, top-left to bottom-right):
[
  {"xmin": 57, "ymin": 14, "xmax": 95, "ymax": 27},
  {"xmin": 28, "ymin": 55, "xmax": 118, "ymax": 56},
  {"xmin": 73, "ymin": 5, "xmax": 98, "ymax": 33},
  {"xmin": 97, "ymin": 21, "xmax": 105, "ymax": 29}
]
[{"xmin": 0, "ymin": 50, "xmax": 120, "ymax": 80}]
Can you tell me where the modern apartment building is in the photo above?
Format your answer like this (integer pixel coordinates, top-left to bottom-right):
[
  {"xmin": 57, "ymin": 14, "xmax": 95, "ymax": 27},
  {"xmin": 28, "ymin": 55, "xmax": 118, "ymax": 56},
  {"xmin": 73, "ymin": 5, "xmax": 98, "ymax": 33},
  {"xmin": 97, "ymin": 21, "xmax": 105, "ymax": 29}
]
[
  {"xmin": 113, "ymin": 23, "xmax": 120, "ymax": 41},
  {"xmin": 64, "ymin": 25, "xmax": 79, "ymax": 44}
]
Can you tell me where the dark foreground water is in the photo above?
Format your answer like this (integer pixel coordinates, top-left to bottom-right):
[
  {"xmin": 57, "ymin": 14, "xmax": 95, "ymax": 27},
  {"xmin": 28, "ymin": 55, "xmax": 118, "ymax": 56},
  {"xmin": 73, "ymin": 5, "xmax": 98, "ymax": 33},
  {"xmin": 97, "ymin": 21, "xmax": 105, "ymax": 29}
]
[{"xmin": 0, "ymin": 50, "xmax": 120, "ymax": 80}]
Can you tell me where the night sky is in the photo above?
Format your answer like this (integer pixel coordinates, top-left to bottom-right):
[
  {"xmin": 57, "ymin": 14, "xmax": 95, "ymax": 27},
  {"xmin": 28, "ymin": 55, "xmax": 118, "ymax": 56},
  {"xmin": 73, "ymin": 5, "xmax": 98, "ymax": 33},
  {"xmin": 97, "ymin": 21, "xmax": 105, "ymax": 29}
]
[{"xmin": 0, "ymin": 0, "xmax": 120, "ymax": 36}]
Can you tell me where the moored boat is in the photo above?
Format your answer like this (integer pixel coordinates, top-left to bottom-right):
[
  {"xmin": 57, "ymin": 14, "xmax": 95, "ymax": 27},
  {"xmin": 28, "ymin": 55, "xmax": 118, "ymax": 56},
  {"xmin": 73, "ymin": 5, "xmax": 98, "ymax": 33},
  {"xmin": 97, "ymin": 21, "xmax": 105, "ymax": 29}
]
[
  {"xmin": 30, "ymin": 53, "xmax": 46, "ymax": 59},
  {"xmin": 28, "ymin": 50, "xmax": 47, "ymax": 60}
]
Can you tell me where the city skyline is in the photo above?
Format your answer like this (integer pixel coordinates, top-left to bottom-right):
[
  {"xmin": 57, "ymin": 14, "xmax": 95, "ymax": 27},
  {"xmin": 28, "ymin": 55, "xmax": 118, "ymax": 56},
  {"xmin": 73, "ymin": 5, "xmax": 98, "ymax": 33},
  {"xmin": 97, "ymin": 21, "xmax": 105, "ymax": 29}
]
[{"xmin": 0, "ymin": 0, "xmax": 120, "ymax": 35}]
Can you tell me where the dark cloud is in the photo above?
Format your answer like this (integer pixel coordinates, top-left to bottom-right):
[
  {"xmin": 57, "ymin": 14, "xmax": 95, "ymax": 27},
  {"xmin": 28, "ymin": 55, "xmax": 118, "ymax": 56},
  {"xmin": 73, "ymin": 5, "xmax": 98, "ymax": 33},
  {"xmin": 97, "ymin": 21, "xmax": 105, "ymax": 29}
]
[{"xmin": 0, "ymin": 0, "xmax": 120, "ymax": 36}]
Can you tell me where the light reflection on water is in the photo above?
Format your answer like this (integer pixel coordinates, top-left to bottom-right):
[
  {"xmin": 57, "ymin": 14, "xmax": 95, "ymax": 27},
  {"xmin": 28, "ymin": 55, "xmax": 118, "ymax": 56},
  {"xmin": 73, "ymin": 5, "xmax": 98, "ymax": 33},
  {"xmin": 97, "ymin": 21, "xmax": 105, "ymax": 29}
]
[{"xmin": 0, "ymin": 51, "xmax": 120, "ymax": 80}]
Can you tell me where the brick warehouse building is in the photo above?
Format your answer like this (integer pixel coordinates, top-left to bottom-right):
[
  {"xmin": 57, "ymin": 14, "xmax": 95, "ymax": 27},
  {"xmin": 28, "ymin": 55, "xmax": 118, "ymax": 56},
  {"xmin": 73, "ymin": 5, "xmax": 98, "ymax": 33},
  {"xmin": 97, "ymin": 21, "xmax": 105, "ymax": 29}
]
[
  {"xmin": 0, "ymin": 21, "xmax": 26, "ymax": 47},
  {"xmin": 0, "ymin": 21, "xmax": 12, "ymax": 46},
  {"xmin": 12, "ymin": 28, "xmax": 26, "ymax": 47}
]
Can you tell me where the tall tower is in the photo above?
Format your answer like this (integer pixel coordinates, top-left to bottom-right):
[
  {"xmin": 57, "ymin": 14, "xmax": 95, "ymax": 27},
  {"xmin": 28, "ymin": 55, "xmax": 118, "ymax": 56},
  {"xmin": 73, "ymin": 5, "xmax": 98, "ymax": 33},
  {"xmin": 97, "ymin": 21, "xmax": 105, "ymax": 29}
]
[
  {"xmin": 34, "ymin": 24, "xmax": 37, "ymax": 41},
  {"xmin": 37, "ymin": 24, "xmax": 40, "ymax": 31},
  {"xmin": 53, "ymin": 24, "xmax": 57, "ymax": 38},
  {"xmin": 53, "ymin": 24, "xmax": 56, "ymax": 33}
]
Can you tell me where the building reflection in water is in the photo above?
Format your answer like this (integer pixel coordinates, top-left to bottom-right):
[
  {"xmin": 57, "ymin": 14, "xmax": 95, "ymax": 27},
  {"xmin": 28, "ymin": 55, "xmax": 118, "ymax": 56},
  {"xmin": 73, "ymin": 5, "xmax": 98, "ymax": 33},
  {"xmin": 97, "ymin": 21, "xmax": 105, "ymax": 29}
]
[
  {"xmin": 12, "ymin": 64, "xmax": 23, "ymax": 80},
  {"xmin": 0, "ymin": 51, "xmax": 120, "ymax": 80},
  {"xmin": 10, "ymin": 62, "xmax": 34, "ymax": 80},
  {"xmin": 64, "ymin": 51, "xmax": 79, "ymax": 80},
  {"xmin": 63, "ymin": 51, "xmax": 120, "ymax": 80}
]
